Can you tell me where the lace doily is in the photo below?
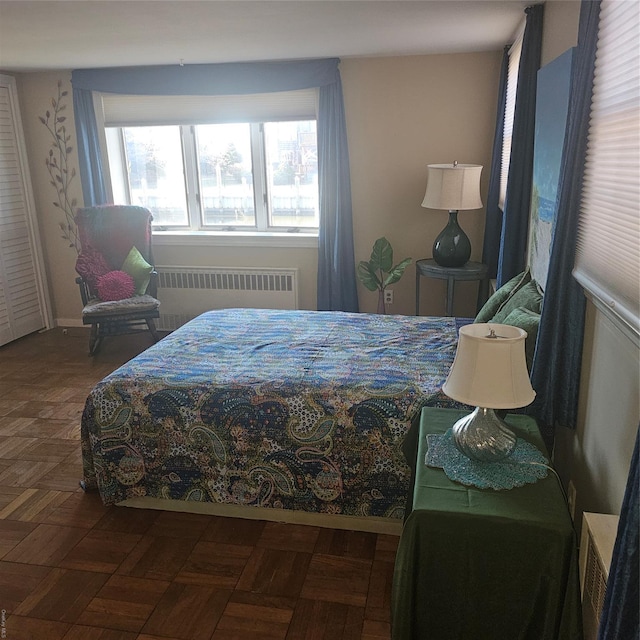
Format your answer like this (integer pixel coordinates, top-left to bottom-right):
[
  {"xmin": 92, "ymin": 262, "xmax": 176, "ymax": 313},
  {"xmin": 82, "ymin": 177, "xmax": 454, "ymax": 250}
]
[{"xmin": 425, "ymin": 428, "xmax": 549, "ymax": 490}]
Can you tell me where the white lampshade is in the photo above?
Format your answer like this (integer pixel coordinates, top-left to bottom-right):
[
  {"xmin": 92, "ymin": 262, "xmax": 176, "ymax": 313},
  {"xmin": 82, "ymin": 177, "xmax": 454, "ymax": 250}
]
[
  {"xmin": 443, "ymin": 323, "xmax": 535, "ymax": 409},
  {"xmin": 421, "ymin": 163, "xmax": 483, "ymax": 211}
]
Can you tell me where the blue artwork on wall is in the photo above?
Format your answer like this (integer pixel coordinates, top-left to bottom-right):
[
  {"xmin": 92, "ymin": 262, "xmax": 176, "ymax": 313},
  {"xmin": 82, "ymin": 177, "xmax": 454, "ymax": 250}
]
[{"xmin": 528, "ymin": 47, "xmax": 575, "ymax": 290}]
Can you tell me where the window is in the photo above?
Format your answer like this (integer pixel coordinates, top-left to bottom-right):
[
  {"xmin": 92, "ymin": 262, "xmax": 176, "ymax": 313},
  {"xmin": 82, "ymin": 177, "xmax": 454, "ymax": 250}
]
[
  {"xmin": 99, "ymin": 90, "xmax": 319, "ymax": 235},
  {"xmin": 499, "ymin": 22, "xmax": 525, "ymax": 210},
  {"xmin": 120, "ymin": 125, "xmax": 189, "ymax": 225},
  {"xmin": 574, "ymin": 0, "xmax": 640, "ymax": 339}
]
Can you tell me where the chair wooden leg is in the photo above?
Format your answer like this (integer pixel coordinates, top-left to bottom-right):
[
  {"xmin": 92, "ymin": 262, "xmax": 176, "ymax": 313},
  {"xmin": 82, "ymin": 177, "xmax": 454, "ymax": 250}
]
[
  {"xmin": 88, "ymin": 324, "xmax": 102, "ymax": 356},
  {"xmin": 146, "ymin": 318, "xmax": 161, "ymax": 342}
]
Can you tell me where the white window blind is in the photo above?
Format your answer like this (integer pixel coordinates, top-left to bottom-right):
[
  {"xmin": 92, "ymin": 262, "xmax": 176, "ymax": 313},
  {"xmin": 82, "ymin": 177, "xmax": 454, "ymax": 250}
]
[
  {"xmin": 499, "ymin": 22, "xmax": 525, "ymax": 210},
  {"xmin": 100, "ymin": 88, "xmax": 318, "ymax": 127},
  {"xmin": 574, "ymin": 0, "xmax": 640, "ymax": 338}
]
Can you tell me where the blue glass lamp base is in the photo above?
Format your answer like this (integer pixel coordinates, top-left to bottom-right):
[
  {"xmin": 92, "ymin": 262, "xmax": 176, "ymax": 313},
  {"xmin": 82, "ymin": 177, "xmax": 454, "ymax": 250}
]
[{"xmin": 433, "ymin": 210, "xmax": 471, "ymax": 268}]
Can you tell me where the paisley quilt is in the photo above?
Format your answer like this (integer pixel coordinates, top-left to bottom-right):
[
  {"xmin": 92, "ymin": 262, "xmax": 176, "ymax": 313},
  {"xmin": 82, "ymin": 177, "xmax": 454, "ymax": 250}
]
[{"xmin": 81, "ymin": 309, "xmax": 467, "ymax": 520}]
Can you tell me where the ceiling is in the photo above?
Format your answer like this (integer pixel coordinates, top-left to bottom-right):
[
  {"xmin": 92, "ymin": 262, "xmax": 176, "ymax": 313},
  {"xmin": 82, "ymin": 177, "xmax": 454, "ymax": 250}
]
[{"xmin": 0, "ymin": 0, "xmax": 535, "ymax": 73}]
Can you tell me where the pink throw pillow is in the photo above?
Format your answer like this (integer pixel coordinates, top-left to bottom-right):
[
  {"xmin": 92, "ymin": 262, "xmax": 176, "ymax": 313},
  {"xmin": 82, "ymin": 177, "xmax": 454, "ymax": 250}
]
[
  {"xmin": 96, "ymin": 270, "xmax": 135, "ymax": 302},
  {"xmin": 75, "ymin": 247, "xmax": 112, "ymax": 289}
]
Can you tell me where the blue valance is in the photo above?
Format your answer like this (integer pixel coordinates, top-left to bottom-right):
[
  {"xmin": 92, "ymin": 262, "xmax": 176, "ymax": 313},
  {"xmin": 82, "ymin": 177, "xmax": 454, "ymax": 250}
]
[{"xmin": 71, "ymin": 58, "xmax": 340, "ymax": 95}]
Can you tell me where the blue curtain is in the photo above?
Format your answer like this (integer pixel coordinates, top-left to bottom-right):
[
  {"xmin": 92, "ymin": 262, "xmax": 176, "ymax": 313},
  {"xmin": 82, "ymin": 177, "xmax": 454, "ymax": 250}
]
[
  {"xmin": 317, "ymin": 77, "xmax": 359, "ymax": 312},
  {"xmin": 72, "ymin": 88, "xmax": 108, "ymax": 206},
  {"xmin": 529, "ymin": 0, "xmax": 600, "ymax": 444},
  {"xmin": 480, "ymin": 45, "xmax": 509, "ymax": 286},
  {"xmin": 598, "ymin": 426, "xmax": 639, "ymax": 640},
  {"xmin": 71, "ymin": 58, "xmax": 359, "ymax": 312},
  {"xmin": 497, "ymin": 4, "xmax": 544, "ymax": 287}
]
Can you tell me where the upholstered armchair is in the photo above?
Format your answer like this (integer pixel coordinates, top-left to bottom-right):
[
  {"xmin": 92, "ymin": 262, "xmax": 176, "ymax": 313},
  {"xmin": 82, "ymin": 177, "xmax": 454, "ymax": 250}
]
[{"xmin": 74, "ymin": 205, "xmax": 161, "ymax": 355}]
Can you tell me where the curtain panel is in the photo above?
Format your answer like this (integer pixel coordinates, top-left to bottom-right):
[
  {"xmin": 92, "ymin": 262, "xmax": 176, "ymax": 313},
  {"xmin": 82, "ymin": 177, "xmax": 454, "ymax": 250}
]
[
  {"xmin": 71, "ymin": 58, "xmax": 359, "ymax": 312},
  {"xmin": 72, "ymin": 88, "xmax": 108, "ymax": 206},
  {"xmin": 497, "ymin": 4, "xmax": 544, "ymax": 287},
  {"xmin": 317, "ymin": 78, "xmax": 359, "ymax": 312},
  {"xmin": 598, "ymin": 426, "xmax": 639, "ymax": 640},
  {"xmin": 528, "ymin": 0, "xmax": 600, "ymax": 443},
  {"xmin": 480, "ymin": 45, "xmax": 510, "ymax": 287}
]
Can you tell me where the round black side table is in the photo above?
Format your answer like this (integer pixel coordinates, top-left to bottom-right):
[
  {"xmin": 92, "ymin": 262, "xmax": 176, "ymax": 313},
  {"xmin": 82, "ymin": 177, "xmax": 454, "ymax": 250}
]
[{"xmin": 415, "ymin": 259, "xmax": 489, "ymax": 316}]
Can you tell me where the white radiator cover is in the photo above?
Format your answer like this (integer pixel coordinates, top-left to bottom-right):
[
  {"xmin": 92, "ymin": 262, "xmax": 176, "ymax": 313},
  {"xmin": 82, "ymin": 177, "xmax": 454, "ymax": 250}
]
[
  {"xmin": 579, "ymin": 512, "xmax": 619, "ymax": 640},
  {"xmin": 155, "ymin": 265, "xmax": 299, "ymax": 331}
]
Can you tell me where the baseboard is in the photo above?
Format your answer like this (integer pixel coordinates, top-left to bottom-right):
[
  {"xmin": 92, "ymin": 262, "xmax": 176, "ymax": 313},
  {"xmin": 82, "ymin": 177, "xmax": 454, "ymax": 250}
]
[{"xmin": 55, "ymin": 318, "xmax": 85, "ymax": 328}]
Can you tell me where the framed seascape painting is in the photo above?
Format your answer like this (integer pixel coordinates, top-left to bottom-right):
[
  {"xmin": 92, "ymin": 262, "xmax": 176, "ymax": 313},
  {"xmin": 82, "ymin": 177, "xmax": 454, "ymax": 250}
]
[{"xmin": 528, "ymin": 47, "xmax": 575, "ymax": 290}]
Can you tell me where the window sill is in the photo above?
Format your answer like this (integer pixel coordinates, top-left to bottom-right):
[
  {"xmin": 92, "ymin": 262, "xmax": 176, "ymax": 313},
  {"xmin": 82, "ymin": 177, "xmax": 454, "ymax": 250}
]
[{"xmin": 152, "ymin": 230, "xmax": 319, "ymax": 249}]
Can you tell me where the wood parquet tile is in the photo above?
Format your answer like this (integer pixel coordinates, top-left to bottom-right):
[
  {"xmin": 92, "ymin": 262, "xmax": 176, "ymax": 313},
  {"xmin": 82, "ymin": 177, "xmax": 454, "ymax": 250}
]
[
  {"xmin": 0, "ymin": 328, "xmax": 399, "ymax": 639},
  {"xmin": 14, "ymin": 567, "xmax": 110, "ymax": 623},
  {"xmin": 236, "ymin": 547, "xmax": 311, "ymax": 598},
  {"xmin": 141, "ymin": 583, "xmax": 231, "ymax": 640},
  {"xmin": 116, "ymin": 534, "xmax": 197, "ymax": 582},
  {"xmin": 0, "ymin": 487, "xmax": 69, "ymax": 522}
]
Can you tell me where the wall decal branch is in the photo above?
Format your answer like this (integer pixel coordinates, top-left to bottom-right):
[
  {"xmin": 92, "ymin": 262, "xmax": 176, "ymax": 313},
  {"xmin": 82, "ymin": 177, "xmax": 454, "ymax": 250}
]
[{"xmin": 39, "ymin": 80, "xmax": 80, "ymax": 254}]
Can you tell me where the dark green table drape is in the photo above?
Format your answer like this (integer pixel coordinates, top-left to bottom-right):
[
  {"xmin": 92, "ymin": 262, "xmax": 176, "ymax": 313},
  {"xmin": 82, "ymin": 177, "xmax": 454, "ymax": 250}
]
[{"xmin": 392, "ymin": 407, "xmax": 582, "ymax": 640}]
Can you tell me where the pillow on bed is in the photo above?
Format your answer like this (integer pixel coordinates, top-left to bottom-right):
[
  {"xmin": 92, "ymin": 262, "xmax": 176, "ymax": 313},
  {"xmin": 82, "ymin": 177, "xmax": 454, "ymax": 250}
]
[
  {"xmin": 491, "ymin": 280, "xmax": 543, "ymax": 323},
  {"xmin": 121, "ymin": 245, "xmax": 153, "ymax": 295},
  {"xmin": 474, "ymin": 269, "xmax": 532, "ymax": 323},
  {"xmin": 502, "ymin": 306, "xmax": 541, "ymax": 370}
]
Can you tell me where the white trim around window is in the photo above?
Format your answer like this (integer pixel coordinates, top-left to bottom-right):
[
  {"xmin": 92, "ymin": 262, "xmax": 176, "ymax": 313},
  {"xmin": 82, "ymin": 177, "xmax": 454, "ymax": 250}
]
[
  {"xmin": 94, "ymin": 90, "xmax": 320, "ymax": 245},
  {"xmin": 152, "ymin": 230, "xmax": 319, "ymax": 249}
]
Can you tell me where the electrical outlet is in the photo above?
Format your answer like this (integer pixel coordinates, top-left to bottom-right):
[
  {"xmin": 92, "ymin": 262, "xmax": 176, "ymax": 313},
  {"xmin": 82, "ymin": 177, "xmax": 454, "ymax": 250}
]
[
  {"xmin": 384, "ymin": 289, "xmax": 393, "ymax": 304},
  {"xmin": 567, "ymin": 480, "xmax": 577, "ymax": 520}
]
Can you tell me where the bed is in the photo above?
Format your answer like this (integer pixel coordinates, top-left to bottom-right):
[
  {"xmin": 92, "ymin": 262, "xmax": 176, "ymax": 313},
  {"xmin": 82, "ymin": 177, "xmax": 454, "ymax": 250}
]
[{"xmin": 81, "ymin": 308, "xmax": 469, "ymax": 532}]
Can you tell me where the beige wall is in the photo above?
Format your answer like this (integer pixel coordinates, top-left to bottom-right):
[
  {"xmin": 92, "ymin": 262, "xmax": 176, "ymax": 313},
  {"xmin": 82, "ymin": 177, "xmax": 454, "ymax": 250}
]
[
  {"xmin": 14, "ymin": 51, "xmax": 500, "ymax": 323},
  {"xmin": 541, "ymin": 0, "xmax": 639, "ymax": 522},
  {"xmin": 343, "ymin": 52, "xmax": 500, "ymax": 316},
  {"xmin": 16, "ymin": 71, "xmax": 83, "ymax": 324},
  {"xmin": 541, "ymin": 0, "xmax": 580, "ymax": 67}
]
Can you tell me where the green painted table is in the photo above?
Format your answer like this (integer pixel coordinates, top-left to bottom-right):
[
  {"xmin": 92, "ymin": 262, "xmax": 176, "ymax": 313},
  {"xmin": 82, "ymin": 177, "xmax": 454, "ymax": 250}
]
[{"xmin": 392, "ymin": 407, "xmax": 582, "ymax": 640}]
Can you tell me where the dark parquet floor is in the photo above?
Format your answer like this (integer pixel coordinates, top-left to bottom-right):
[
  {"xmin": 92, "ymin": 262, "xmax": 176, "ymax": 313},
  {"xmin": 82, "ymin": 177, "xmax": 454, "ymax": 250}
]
[{"xmin": 0, "ymin": 327, "xmax": 398, "ymax": 640}]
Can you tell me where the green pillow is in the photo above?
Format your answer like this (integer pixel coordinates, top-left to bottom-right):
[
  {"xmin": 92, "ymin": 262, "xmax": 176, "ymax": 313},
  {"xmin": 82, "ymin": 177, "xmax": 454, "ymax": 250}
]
[
  {"xmin": 502, "ymin": 306, "xmax": 541, "ymax": 370},
  {"xmin": 474, "ymin": 269, "xmax": 531, "ymax": 323},
  {"xmin": 492, "ymin": 280, "xmax": 542, "ymax": 323},
  {"xmin": 121, "ymin": 246, "xmax": 153, "ymax": 295}
]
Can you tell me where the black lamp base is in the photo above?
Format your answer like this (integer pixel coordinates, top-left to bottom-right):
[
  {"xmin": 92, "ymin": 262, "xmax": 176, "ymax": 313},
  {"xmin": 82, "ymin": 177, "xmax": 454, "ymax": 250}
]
[{"xmin": 433, "ymin": 210, "xmax": 471, "ymax": 268}]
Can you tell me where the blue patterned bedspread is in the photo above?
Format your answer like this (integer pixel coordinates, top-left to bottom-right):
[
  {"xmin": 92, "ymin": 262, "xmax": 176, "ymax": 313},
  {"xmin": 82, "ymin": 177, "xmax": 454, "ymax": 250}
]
[{"xmin": 81, "ymin": 309, "xmax": 468, "ymax": 519}]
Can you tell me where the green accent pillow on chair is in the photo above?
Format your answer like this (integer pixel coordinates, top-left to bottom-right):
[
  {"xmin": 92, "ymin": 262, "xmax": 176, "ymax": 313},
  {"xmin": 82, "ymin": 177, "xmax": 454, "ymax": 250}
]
[
  {"xmin": 502, "ymin": 306, "xmax": 541, "ymax": 370},
  {"xmin": 474, "ymin": 269, "xmax": 532, "ymax": 323},
  {"xmin": 121, "ymin": 246, "xmax": 153, "ymax": 295},
  {"xmin": 492, "ymin": 280, "xmax": 543, "ymax": 323}
]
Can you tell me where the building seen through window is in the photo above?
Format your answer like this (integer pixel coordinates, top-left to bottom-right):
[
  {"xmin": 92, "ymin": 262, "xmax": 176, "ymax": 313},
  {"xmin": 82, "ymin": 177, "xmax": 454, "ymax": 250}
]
[{"xmin": 108, "ymin": 119, "xmax": 319, "ymax": 233}]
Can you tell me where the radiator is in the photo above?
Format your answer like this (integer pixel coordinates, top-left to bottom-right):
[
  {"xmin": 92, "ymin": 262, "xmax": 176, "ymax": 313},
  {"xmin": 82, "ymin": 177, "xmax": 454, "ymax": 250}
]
[
  {"xmin": 579, "ymin": 512, "xmax": 619, "ymax": 640},
  {"xmin": 155, "ymin": 266, "xmax": 299, "ymax": 331}
]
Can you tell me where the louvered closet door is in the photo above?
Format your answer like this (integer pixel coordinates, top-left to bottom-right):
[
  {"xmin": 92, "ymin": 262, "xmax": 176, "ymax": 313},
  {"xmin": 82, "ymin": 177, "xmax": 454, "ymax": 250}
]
[{"xmin": 0, "ymin": 81, "xmax": 46, "ymax": 346}]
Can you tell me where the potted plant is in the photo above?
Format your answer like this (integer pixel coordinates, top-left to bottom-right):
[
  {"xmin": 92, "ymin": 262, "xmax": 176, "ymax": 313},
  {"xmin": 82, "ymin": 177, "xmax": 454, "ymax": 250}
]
[{"xmin": 358, "ymin": 237, "xmax": 412, "ymax": 313}]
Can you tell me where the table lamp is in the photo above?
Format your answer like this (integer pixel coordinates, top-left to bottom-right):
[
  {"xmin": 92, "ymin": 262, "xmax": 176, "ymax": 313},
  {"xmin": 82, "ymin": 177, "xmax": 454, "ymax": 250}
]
[
  {"xmin": 421, "ymin": 161, "xmax": 483, "ymax": 268},
  {"xmin": 442, "ymin": 323, "xmax": 535, "ymax": 462}
]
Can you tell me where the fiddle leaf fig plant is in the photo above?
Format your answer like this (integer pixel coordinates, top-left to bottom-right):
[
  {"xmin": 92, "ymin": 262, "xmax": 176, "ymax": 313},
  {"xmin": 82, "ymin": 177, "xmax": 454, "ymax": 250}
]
[{"xmin": 358, "ymin": 237, "xmax": 411, "ymax": 311}]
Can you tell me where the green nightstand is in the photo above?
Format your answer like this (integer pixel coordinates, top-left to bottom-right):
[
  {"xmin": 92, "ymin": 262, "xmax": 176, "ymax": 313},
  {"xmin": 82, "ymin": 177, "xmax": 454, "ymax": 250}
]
[{"xmin": 392, "ymin": 407, "xmax": 582, "ymax": 640}]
